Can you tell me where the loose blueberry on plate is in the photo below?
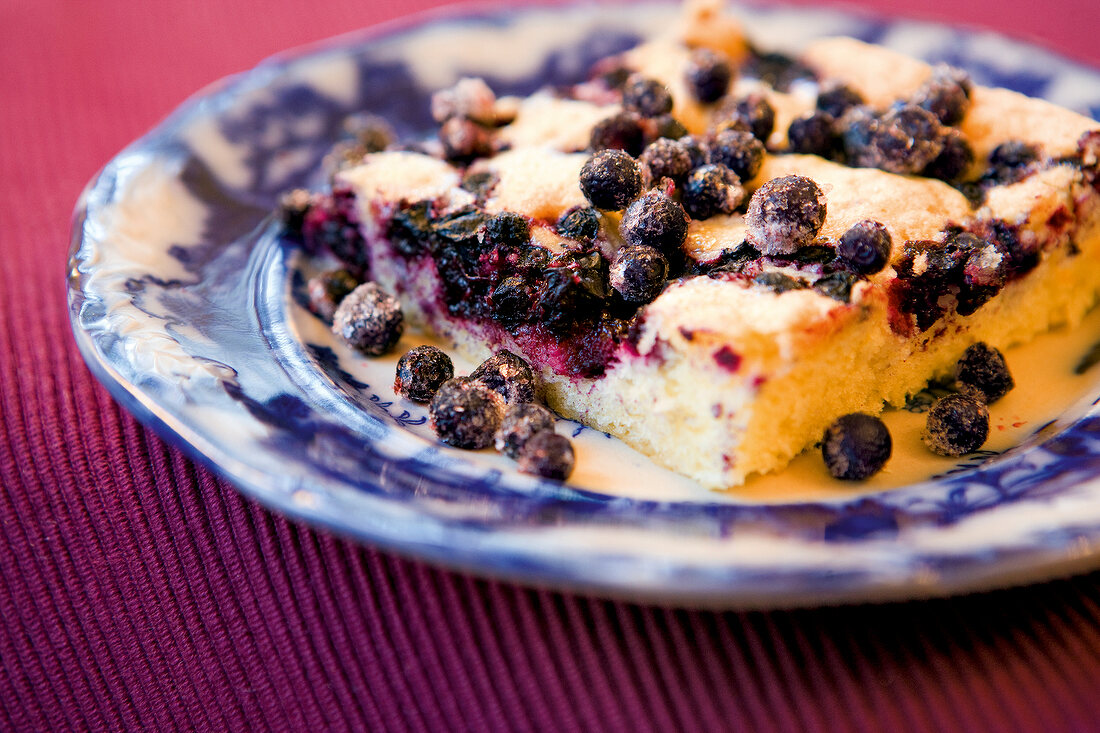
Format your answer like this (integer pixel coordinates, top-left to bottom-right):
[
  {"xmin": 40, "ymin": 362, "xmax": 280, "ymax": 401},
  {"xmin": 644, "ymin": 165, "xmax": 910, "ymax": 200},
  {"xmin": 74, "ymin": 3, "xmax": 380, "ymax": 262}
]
[
  {"xmin": 495, "ymin": 403, "xmax": 556, "ymax": 459},
  {"xmin": 331, "ymin": 282, "xmax": 404, "ymax": 356},
  {"xmin": 821, "ymin": 413, "xmax": 892, "ymax": 480},
  {"xmin": 517, "ymin": 431, "xmax": 575, "ymax": 480},
  {"xmin": 394, "ymin": 345, "xmax": 455, "ymax": 403},
  {"xmin": 954, "ymin": 342, "xmax": 1014, "ymax": 404},
  {"xmin": 306, "ymin": 268, "xmax": 360, "ymax": 321},
  {"xmin": 745, "ymin": 175, "xmax": 826, "ymax": 255},
  {"xmin": 429, "ymin": 377, "xmax": 504, "ymax": 449},
  {"xmin": 470, "ymin": 350, "xmax": 538, "ymax": 404},
  {"xmin": 610, "ymin": 244, "xmax": 669, "ymax": 303},
  {"xmin": 923, "ymin": 393, "xmax": 990, "ymax": 456},
  {"xmin": 579, "ymin": 149, "xmax": 643, "ymax": 211},
  {"xmin": 837, "ymin": 220, "xmax": 892, "ymax": 275}
]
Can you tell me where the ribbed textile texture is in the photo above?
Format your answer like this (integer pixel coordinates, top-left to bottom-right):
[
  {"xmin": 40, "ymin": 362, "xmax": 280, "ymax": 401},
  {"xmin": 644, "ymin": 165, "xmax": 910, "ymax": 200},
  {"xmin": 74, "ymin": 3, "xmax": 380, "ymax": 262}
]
[{"xmin": 4, "ymin": 1, "xmax": 1100, "ymax": 731}]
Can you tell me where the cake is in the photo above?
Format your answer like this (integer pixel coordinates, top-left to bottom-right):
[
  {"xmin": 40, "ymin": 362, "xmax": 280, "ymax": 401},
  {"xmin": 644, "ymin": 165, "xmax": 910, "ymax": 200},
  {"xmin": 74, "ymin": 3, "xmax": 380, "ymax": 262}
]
[{"xmin": 290, "ymin": 0, "xmax": 1100, "ymax": 489}]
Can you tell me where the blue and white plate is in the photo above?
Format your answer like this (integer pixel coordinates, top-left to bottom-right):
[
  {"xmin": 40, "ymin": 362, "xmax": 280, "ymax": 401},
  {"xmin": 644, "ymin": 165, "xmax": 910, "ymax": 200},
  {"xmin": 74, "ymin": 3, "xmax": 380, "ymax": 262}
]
[{"xmin": 68, "ymin": 2, "xmax": 1100, "ymax": 607}]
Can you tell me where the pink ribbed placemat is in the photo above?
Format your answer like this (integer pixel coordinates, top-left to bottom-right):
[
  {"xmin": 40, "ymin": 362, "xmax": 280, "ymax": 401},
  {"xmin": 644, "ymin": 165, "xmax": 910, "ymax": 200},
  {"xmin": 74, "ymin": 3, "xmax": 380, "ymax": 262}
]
[{"xmin": 4, "ymin": 1, "xmax": 1100, "ymax": 730}]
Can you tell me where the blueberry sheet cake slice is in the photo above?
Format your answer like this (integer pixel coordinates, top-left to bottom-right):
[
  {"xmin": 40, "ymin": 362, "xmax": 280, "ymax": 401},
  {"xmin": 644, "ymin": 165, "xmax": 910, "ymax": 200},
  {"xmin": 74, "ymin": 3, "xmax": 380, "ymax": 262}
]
[{"xmin": 288, "ymin": 0, "xmax": 1100, "ymax": 489}]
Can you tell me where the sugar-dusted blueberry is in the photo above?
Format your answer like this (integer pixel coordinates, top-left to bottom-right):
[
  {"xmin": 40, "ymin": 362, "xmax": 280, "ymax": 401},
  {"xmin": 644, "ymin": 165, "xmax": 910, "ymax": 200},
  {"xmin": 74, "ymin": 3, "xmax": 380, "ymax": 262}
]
[
  {"xmin": 680, "ymin": 135, "xmax": 711, "ymax": 169},
  {"xmin": 720, "ymin": 93, "xmax": 776, "ymax": 143},
  {"xmin": 394, "ymin": 345, "xmax": 455, "ymax": 403},
  {"xmin": 517, "ymin": 431, "xmax": 575, "ymax": 481},
  {"xmin": 331, "ymin": 282, "xmax": 404, "ymax": 356},
  {"xmin": 495, "ymin": 403, "xmax": 556, "ymax": 459},
  {"xmin": 579, "ymin": 149, "xmax": 643, "ymax": 211},
  {"xmin": 557, "ymin": 205, "xmax": 601, "ymax": 242},
  {"xmin": 685, "ymin": 48, "xmax": 732, "ymax": 103},
  {"xmin": 439, "ymin": 117, "xmax": 493, "ymax": 162},
  {"xmin": 708, "ymin": 129, "xmax": 765, "ymax": 182},
  {"xmin": 639, "ymin": 138, "xmax": 694, "ymax": 184},
  {"xmin": 590, "ymin": 111, "xmax": 646, "ymax": 156},
  {"xmin": 821, "ymin": 413, "xmax": 892, "ymax": 480},
  {"xmin": 923, "ymin": 393, "xmax": 989, "ymax": 456},
  {"xmin": 429, "ymin": 377, "xmax": 504, "ymax": 450},
  {"xmin": 681, "ymin": 164, "xmax": 744, "ymax": 220},
  {"xmin": 621, "ymin": 74, "xmax": 673, "ymax": 118},
  {"xmin": 954, "ymin": 342, "xmax": 1014, "ymax": 404},
  {"xmin": 816, "ymin": 83, "xmax": 864, "ymax": 118},
  {"xmin": 470, "ymin": 350, "xmax": 538, "ymax": 405},
  {"xmin": 787, "ymin": 111, "xmax": 838, "ymax": 157},
  {"xmin": 913, "ymin": 64, "xmax": 972, "ymax": 126},
  {"xmin": 745, "ymin": 175, "xmax": 827, "ymax": 255},
  {"xmin": 620, "ymin": 190, "xmax": 689, "ymax": 255},
  {"xmin": 837, "ymin": 220, "xmax": 892, "ymax": 274},
  {"xmin": 922, "ymin": 128, "xmax": 974, "ymax": 182},
  {"xmin": 610, "ymin": 244, "xmax": 669, "ymax": 303},
  {"xmin": 306, "ymin": 268, "xmax": 360, "ymax": 321},
  {"xmin": 482, "ymin": 211, "xmax": 530, "ymax": 248},
  {"xmin": 873, "ymin": 104, "xmax": 946, "ymax": 174}
]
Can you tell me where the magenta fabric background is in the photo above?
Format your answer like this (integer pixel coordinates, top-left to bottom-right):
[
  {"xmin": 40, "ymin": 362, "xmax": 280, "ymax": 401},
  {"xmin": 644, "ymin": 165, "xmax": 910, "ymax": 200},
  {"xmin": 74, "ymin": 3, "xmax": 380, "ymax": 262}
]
[{"xmin": 5, "ymin": 1, "xmax": 1100, "ymax": 730}]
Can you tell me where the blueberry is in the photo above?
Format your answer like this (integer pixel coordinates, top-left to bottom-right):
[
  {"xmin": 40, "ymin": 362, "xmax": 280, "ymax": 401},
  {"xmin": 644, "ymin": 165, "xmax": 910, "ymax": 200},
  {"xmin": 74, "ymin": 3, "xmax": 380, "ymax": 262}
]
[
  {"xmin": 557, "ymin": 205, "xmax": 601, "ymax": 242},
  {"xmin": 429, "ymin": 378, "xmax": 504, "ymax": 449},
  {"xmin": 864, "ymin": 104, "xmax": 945, "ymax": 175},
  {"xmin": 821, "ymin": 413, "xmax": 892, "ymax": 480},
  {"xmin": 301, "ymin": 188, "xmax": 367, "ymax": 274},
  {"xmin": 517, "ymin": 431, "xmax": 575, "ymax": 480},
  {"xmin": 590, "ymin": 111, "xmax": 646, "ymax": 156},
  {"xmin": 495, "ymin": 403, "xmax": 556, "ymax": 458},
  {"xmin": 439, "ymin": 117, "xmax": 493, "ymax": 162},
  {"xmin": 579, "ymin": 149, "xmax": 643, "ymax": 211},
  {"xmin": 621, "ymin": 74, "xmax": 673, "ymax": 118},
  {"xmin": 653, "ymin": 115, "xmax": 689, "ymax": 141},
  {"xmin": 490, "ymin": 275, "xmax": 534, "ymax": 330},
  {"xmin": 913, "ymin": 64, "xmax": 972, "ymax": 126},
  {"xmin": 816, "ymin": 83, "xmax": 864, "ymax": 118},
  {"xmin": 331, "ymin": 282, "xmax": 404, "ymax": 356},
  {"xmin": 610, "ymin": 244, "xmax": 669, "ymax": 303},
  {"xmin": 753, "ymin": 271, "xmax": 806, "ymax": 293},
  {"xmin": 619, "ymin": 190, "xmax": 689, "ymax": 255},
  {"xmin": 954, "ymin": 342, "xmax": 1014, "ymax": 404},
  {"xmin": 922, "ymin": 128, "xmax": 974, "ymax": 182},
  {"xmin": 470, "ymin": 350, "xmax": 538, "ymax": 404},
  {"xmin": 483, "ymin": 211, "xmax": 530, "ymax": 248},
  {"xmin": 461, "ymin": 170, "xmax": 498, "ymax": 199},
  {"xmin": 718, "ymin": 93, "xmax": 776, "ymax": 142},
  {"xmin": 986, "ymin": 141, "xmax": 1039, "ymax": 184},
  {"xmin": 745, "ymin": 175, "xmax": 827, "ymax": 255},
  {"xmin": 923, "ymin": 393, "xmax": 989, "ymax": 456},
  {"xmin": 681, "ymin": 164, "xmax": 744, "ymax": 220},
  {"xmin": 394, "ymin": 345, "xmax": 455, "ymax": 403},
  {"xmin": 708, "ymin": 129, "xmax": 765, "ymax": 182},
  {"xmin": 536, "ymin": 251, "xmax": 610, "ymax": 335},
  {"xmin": 306, "ymin": 268, "xmax": 360, "ymax": 321},
  {"xmin": 639, "ymin": 138, "xmax": 694, "ymax": 184},
  {"xmin": 787, "ymin": 111, "xmax": 838, "ymax": 157},
  {"xmin": 685, "ymin": 48, "xmax": 732, "ymax": 103},
  {"xmin": 837, "ymin": 220, "xmax": 892, "ymax": 274},
  {"xmin": 679, "ymin": 135, "xmax": 711, "ymax": 169},
  {"xmin": 744, "ymin": 51, "xmax": 816, "ymax": 92}
]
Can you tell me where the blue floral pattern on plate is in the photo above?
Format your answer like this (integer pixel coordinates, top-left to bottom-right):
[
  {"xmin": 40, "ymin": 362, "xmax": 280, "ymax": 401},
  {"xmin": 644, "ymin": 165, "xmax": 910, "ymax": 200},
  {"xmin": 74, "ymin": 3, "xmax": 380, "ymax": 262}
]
[{"xmin": 68, "ymin": 2, "xmax": 1100, "ymax": 607}]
